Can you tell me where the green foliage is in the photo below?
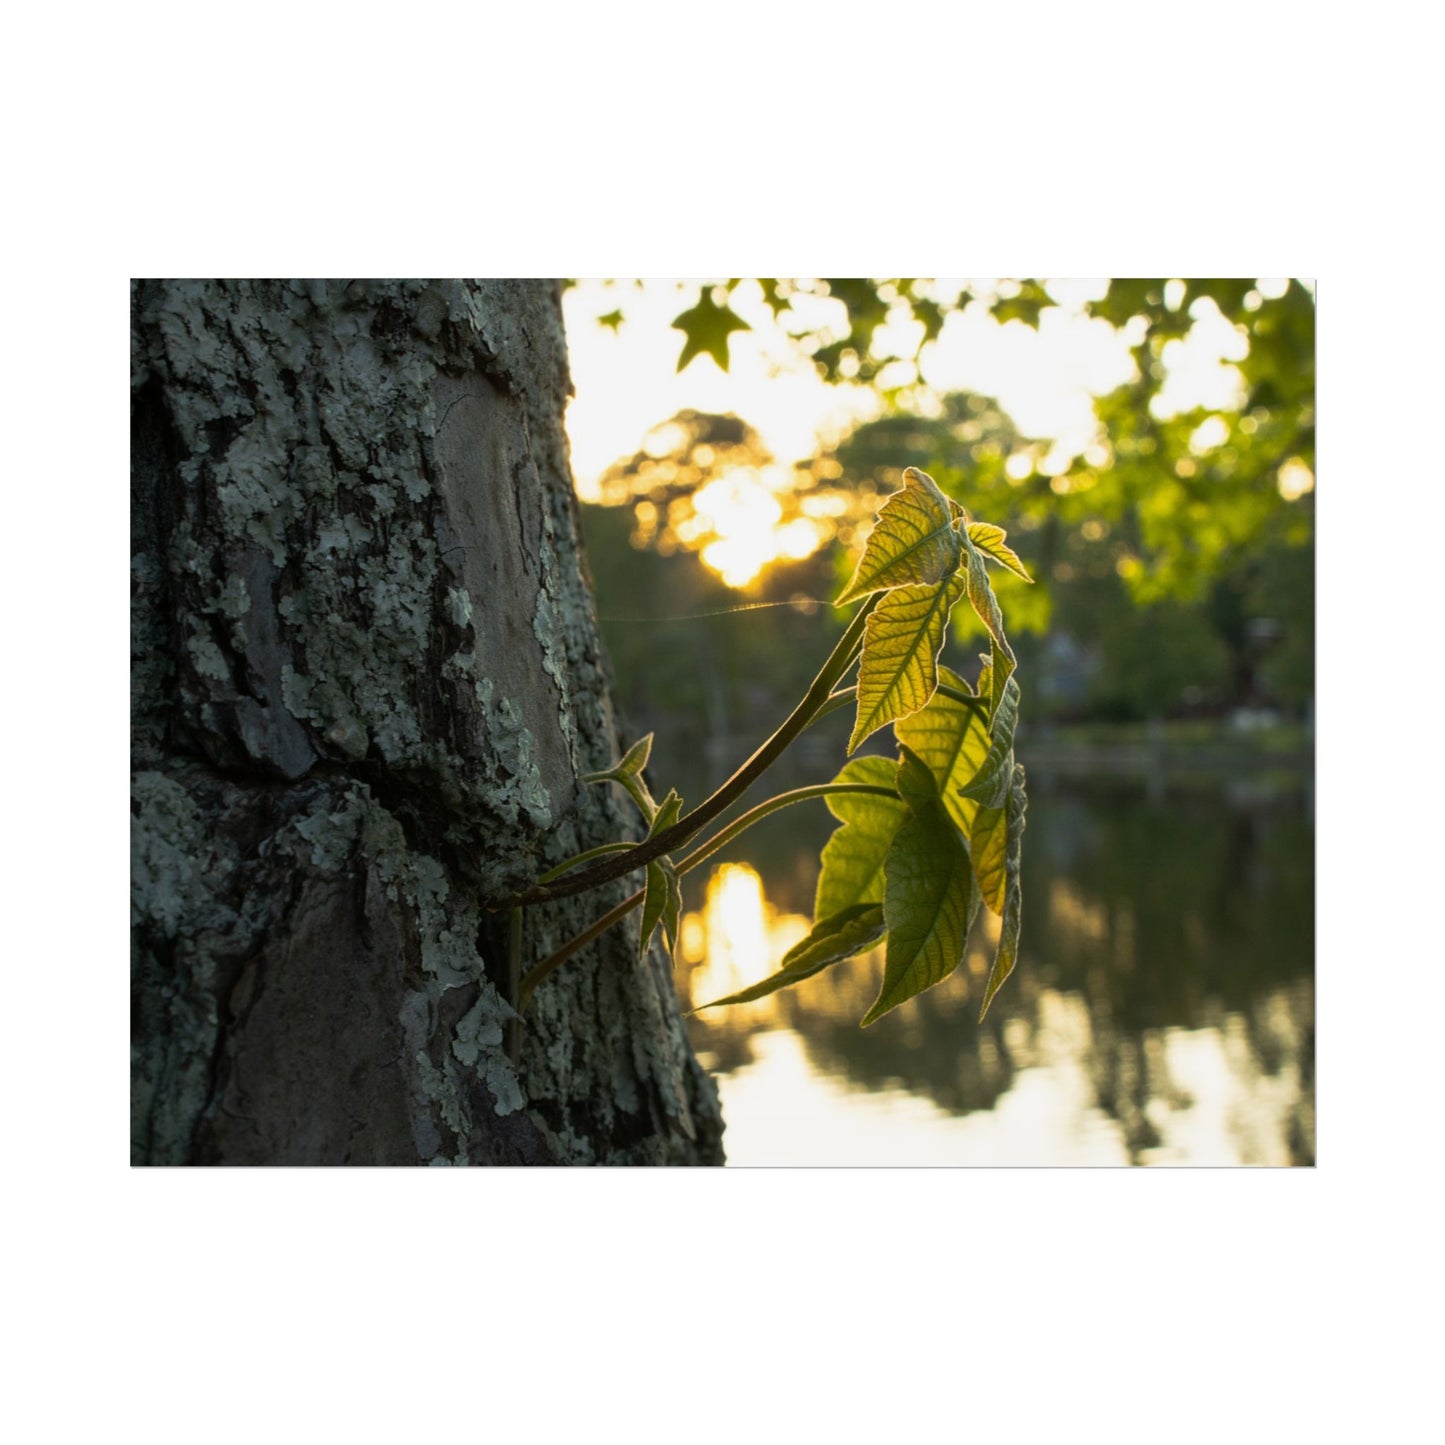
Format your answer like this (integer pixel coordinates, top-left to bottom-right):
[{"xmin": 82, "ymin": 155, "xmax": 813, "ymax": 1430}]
[
  {"xmin": 704, "ymin": 468, "xmax": 1027, "ymax": 1025},
  {"xmin": 1085, "ymin": 593, "xmax": 1232, "ymax": 721},
  {"xmin": 894, "ymin": 664, "xmax": 990, "ymax": 837},
  {"xmin": 965, "ymin": 522, "xmax": 1032, "ymax": 583},
  {"xmin": 978, "ymin": 765, "xmax": 1027, "ymax": 1021},
  {"xmin": 638, "ymin": 790, "xmax": 683, "ymax": 959},
  {"xmin": 849, "ymin": 574, "xmax": 966, "ymax": 753},
  {"xmin": 969, "ymin": 799, "xmax": 1009, "ymax": 915},
  {"xmin": 520, "ymin": 465, "xmax": 1031, "ymax": 1029},
  {"xmin": 643, "ymin": 281, "xmax": 1312, "ymax": 695},
  {"xmin": 837, "ymin": 465, "xmax": 960, "ymax": 603},
  {"xmin": 990, "ymin": 280, "xmax": 1054, "ymax": 330},
  {"xmin": 815, "ymin": 755, "xmax": 909, "ymax": 917},
  {"xmin": 958, "ymin": 674, "xmax": 1019, "ymax": 809},
  {"xmin": 862, "ymin": 747, "xmax": 978, "ymax": 1026}
]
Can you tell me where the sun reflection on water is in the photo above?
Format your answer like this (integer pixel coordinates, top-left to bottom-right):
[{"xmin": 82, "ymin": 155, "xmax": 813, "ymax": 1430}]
[
  {"xmin": 682, "ymin": 863, "xmax": 811, "ymax": 1019},
  {"xmin": 679, "ymin": 847, "xmax": 1314, "ymax": 1166}
]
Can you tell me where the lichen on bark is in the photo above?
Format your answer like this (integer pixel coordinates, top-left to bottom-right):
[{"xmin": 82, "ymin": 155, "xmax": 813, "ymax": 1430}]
[{"xmin": 131, "ymin": 279, "xmax": 723, "ymax": 1164}]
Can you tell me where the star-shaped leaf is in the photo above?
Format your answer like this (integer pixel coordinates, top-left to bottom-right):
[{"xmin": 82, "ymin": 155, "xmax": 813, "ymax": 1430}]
[{"xmin": 671, "ymin": 290, "xmax": 751, "ymax": 373}]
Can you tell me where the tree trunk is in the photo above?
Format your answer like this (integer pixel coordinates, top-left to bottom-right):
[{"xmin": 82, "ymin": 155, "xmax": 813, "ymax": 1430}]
[{"xmin": 131, "ymin": 279, "xmax": 724, "ymax": 1165}]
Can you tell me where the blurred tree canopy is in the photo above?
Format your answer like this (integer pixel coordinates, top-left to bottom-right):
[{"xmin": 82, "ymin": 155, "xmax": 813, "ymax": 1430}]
[
  {"xmin": 581, "ymin": 279, "xmax": 1314, "ymax": 725},
  {"xmin": 668, "ymin": 277, "xmax": 1314, "ymax": 599}
]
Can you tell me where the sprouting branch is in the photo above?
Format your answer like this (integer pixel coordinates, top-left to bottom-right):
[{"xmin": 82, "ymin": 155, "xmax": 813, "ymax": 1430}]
[{"xmin": 501, "ymin": 595, "xmax": 879, "ymax": 909}]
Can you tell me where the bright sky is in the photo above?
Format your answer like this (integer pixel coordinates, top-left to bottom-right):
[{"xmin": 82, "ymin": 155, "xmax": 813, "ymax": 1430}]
[{"xmin": 560, "ymin": 278, "xmax": 1264, "ymax": 500}]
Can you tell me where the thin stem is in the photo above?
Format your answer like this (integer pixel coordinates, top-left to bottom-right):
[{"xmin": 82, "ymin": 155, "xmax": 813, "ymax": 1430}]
[
  {"xmin": 675, "ymin": 782, "xmax": 895, "ymax": 878},
  {"xmin": 517, "ymin": 886, "xmax": 644, "ymax": 1011},
  {"xmin": 811, "ymin": 685, "xmax": 857, "ymax": 726},
  {"xmin": 537, "ymin": 841, "xmax": 639, "ymax": 884},
  {"xmin": 937, "ymin": 682, "xmax": 987, "ymax": 711},
  {"xmin": 515, "ymin": 781, "xmax": 897, "ymax": 1009},
  {"xmin": 501, "ymin": 596, "xmax": 878, "ymax": 909}
]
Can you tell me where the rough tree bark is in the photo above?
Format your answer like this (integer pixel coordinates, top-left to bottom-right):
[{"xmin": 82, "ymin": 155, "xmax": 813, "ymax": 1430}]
[{"xmin": 131, "ymin": 279, "xmax": 724, "ymax": 1164}]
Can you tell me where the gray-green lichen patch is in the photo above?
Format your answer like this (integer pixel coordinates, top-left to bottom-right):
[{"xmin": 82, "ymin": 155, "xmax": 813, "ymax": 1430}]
[
  {"xmin": 286, "ymin": 785, "xmax": 524, "ymax": 1152},
  {"xmin": 132, "ymin": 280, "xmax": 725, "ymax": 1165},
  {"xmin": 134, "ymin": 766, "xmax": 526, "ymax": 1164},
  {"xmin": 134, "ymin": 279, "xmax": 578, "ymax": 879},
  {"xmin": 185, "ymin": 627, "xmax": 231, "ymax": 686},
  {"xmin": 131, "ymin": 767, "xmax": 236, "ymax": 1162},
  {"xmin": 446, "ymin": 586, "xmax": 472, "ymax": 630},
  {"xmin": 132, "ymin": 770, "xmax": 230, "ymax": 937},
  {"xmin": 453, "ymin": 996, "xmax": 524, "ymax": 1115}
]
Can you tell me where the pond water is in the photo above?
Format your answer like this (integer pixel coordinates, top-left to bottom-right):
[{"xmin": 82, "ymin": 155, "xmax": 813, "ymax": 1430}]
[{"xmin": 675, "ymin": 768, "xmax": 1314, "ymax": 1166}]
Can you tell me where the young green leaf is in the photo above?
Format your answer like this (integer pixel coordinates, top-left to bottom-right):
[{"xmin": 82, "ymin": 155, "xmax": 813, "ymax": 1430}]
[
  {"xmin": 639, "ymin": 857, "xmax": 682, "ymax": 959},
  {"xmin": 637, "ymin": 790, "xmax": 683, "ymax": 958},
  {"xmin": 862, "ymin": 748, "xmax": 977, "ymax": 1027},
  {"xmin": 958, "ymin": 517, "xmax": 1016, "ymax": 674},
  {"xmin": 975, "ymin": 654, "xmax": 993, "ymax": 717},
  {"xmin": 987, "ymin": 634, "xmax": 1016, "ymax": 731},
  {"xmin": 849, "ymin": 573, "xmax": 967, "ymax": 753},
  {"xmin": 693, "ymin": 903, "xmax": 886, "ymax": 1010},
  {"xmin": 836, "ymin": 466, "xmax": 962, "ymax": 605},
  {"xmin": 979, "ymin": 765, "xmax": 1028, "ymax": 1021},
  {"xmin": 895, "ymin": 664, "xmax": 992, "ymax": 838},
  {"xmin": 970, "ymin": 800, "xmax": 1008, "ymax": 915},
  {"xmin": 582, "ymin": 732, "xmax": 659, "ymax": 825},
  {"xmin": 965, "ymin": 521, "xmax": 1033, "ymax": 583},
  {"xmin": 815, "ymin": 756, "xmax": 909, "ymax": 919},
  {"xmin": 959, "ymin": 675, "xmax": 1020, "ymax": 809}
]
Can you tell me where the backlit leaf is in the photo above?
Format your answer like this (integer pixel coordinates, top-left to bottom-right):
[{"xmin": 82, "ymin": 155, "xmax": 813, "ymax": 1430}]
[
  {"xmin": 979, "ymin": 766, "xmax": 1028, "ymax": 1021},
  {"xmin": 849, "ymin": 573, "xmax": 967, "ymax": 753},
  {"xmin": 988, "ymin": 634, "xmax": 1016, "ymax": 731},
  {"xmin": 671, "ymin": 290, "xmax": 751, "ymax": 373},
  {"xmin": 694, "ymin": 903, "xmax": 885, "ymax": 1009},
  {"xmin": 965, "ymin": 521, "xmax": 1033, "ymax": 583},
  {"xmin": 836, "ymin": 466, "xmax": 962, "ymax": 605},
  {"xmin": 958, "ymin": 519, "xmax": 1016, "ymax": 684},
  {"xmin": 862, "ymin": 748, "xmax": 977, "ymax": 1027},
  {"xmin": 959, "ymin": 676, "xmax": 1020, "ymax": 808},
  {"xmin": 970, "ymin": 801, "xmax": 1008, "ymax": 914},
  {"xmin": 815, "ymin": 756, "xmax": 908, "ymax": 919},
  {"xmin": 895, "ymin": 665, "xmax": 991, "ymax": 837}
]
